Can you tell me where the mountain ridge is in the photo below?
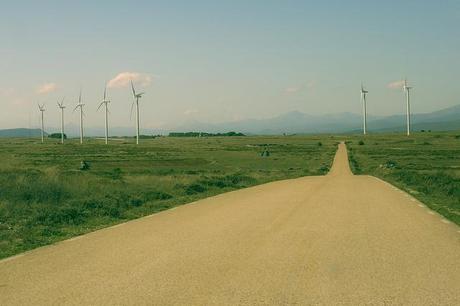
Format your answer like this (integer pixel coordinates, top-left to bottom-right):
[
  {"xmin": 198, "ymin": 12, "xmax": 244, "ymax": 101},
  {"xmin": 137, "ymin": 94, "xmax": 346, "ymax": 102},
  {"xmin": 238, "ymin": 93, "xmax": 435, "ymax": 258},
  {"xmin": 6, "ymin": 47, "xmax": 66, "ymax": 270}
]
[{"xmin": 1, "ymin": 104, "xmax": 459, "ymax": 137}]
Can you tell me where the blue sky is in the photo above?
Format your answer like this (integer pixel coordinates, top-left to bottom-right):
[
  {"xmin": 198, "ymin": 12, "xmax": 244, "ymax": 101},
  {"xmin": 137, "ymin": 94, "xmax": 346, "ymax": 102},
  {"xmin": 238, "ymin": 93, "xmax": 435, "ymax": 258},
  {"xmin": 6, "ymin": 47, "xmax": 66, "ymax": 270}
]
[{"xmin": 1, "ymin": 0, "xmax": 459, "ymax": 129}]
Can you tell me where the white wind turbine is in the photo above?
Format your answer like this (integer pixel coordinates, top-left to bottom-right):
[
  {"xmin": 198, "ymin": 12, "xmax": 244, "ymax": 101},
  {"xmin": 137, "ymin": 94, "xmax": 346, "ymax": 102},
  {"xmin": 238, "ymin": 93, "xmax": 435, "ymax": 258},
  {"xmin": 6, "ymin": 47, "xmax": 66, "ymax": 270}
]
[
  {"xmin": 403, "ymin": 78, "xmax": 413, "ymax": 136},
  {"xmin": 97, "ymin": 85, "xmax": 110, "ymax": 144},
  {"xmin": 38, "ymin": 103, "xmax": 46, "ymax": 143},
  {"xmin": 74, "ymin": 90, "xmax": 85, "ymax": 144},
  {"xmin": 360, "ymin": 83, "xmax": 368, "ymax": 135},
  {"xmin": 130, "ymin": 80, "xmax": 145, "ymax": 145},
  {"xmin": 57, "ymin": 98, "xmax": 66, "ymax": 144}
]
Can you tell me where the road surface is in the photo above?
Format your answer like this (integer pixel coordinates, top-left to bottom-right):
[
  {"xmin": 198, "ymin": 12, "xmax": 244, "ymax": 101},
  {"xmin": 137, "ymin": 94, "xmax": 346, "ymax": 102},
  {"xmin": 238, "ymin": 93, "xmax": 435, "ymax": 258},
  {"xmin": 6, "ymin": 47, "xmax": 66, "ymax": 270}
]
[{"xmin": 1, "ymin": 143, "xmax": 459, "ymax": 305}]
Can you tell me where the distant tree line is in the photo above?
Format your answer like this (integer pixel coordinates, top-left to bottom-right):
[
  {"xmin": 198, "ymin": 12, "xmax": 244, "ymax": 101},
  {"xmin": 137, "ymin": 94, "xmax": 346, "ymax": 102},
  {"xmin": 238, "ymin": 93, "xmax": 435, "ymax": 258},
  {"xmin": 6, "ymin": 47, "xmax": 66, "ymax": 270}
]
[
  {"xmin": 48, "ymin": 133, "xmax": 67, "ymax": 139},
  {"xmin": 169, "ymin": 132, "xmax": 245, "ymax": 137}
]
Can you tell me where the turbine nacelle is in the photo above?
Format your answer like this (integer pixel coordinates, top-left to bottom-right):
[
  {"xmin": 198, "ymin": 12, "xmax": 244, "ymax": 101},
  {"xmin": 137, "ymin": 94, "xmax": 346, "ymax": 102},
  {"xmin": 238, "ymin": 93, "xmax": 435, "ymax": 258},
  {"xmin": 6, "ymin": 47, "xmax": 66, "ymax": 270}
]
[
  {"xmin": 360, "ymin": 83, "xmax": 368, "ymax": 95},
  {"xmin": 131, "ymin": 80, "xmax": 145, "ymax": 100},
  {"xmin": 74, "ymin": 103, "xmax": 85, "ymax": 112},
  {"xmin": 403, "ymin": 79, "xmax": 412, "ymax": 91}
]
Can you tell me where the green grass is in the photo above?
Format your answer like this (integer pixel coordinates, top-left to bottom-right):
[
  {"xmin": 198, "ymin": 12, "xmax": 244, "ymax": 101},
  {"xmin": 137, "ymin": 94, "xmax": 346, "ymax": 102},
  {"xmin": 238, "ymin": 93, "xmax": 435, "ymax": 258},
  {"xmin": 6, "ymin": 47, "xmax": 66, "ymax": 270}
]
[
  {"xmin": 346, "ymin": 131, "xmax": 460, "ymax": 225},
  {"xmin": 0, "ymin": 135, "xmax": 338, "ymax": 259}
]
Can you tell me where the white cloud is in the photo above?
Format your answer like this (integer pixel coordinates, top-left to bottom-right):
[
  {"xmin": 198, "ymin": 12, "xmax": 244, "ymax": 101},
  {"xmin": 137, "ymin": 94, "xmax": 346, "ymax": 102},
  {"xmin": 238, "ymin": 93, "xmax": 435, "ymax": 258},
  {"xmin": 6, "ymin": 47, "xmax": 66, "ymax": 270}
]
[
  {"xmin": 36, "ymin": 83, "xmax": 57, "ymax": 95},
  {"xmin": 184, "ymin": 109, "xmax": 199, "ymax": 116},
  {"xmin": 0, "ymin": 87, "xmax": 14, "ymax": 96},
  {"xmin": 107, "ymin": 72, "xmax": 153, "ymax": 88},
  {"xmin": 285, "ymin": 81, "xmax": 316, "ymax": 94},
  {"xmin": 285, "ymin": 86, "xmax": 300, "ymax": 93},
  {"xmin": 387, "ymin": 80, "xmax": 405, "ymax": 89}
]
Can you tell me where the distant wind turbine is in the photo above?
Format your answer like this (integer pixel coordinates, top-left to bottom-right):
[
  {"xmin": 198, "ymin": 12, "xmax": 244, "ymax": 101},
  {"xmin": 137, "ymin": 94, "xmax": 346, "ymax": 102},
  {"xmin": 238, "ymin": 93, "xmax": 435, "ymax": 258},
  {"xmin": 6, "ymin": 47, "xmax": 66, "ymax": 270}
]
[
  {"xmin": 38, "ymin": 103, "xmax": 46, "ymax": 143},
  {"xmin": 360, "ymin": 83, "xmax": 368, "ymax": 135},
  {"xmin": 97, "ymin": 85, "xmax": 111, "ymax": 144},
  {"xmin": 74, "ymin": 90, "xmax": 85, "ymax": 144},
  {"xmin": 403, "ymin": 78, "xmax": 412, "ymax": 136},
  {"xmin": 57, "ymin": 98, "xmax": 66, "ymax": 144},
  {"xmin": 130, "ymin": 80, "xmax": 145, "ymax": 145}
]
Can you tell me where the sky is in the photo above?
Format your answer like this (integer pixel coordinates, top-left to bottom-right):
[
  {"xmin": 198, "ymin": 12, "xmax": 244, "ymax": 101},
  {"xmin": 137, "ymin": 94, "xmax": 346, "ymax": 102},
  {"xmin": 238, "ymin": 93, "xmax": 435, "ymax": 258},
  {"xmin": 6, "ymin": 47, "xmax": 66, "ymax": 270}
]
[{"xmin": 1, "ymin": 0, "xmax": 459, "ymax": 130}]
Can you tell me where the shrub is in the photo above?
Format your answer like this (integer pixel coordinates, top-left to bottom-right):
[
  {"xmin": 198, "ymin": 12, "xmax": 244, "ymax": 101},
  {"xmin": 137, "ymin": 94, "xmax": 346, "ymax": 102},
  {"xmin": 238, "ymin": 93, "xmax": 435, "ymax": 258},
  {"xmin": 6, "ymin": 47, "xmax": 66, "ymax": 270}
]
[
  {"xmin": 358, "ymin": 140, "xmax": 365, "ymax": 146},
  {"xmin": 384, "ymin": 160, "xmax": 398, "ymax": 169},
  {"xmin": 110, "ymin": 168, "xmax": 123, "ymax": 180},
  {"xmin": 319, "ymin": 165, "xmax": 329, "ymax": 174},
  {"xmin": 48, "ymin": 133, "xmax": 67, "ymax": 139},
  {"xmin": 185, "ymin": 184, "xmax": 207, "ymax": 195}
]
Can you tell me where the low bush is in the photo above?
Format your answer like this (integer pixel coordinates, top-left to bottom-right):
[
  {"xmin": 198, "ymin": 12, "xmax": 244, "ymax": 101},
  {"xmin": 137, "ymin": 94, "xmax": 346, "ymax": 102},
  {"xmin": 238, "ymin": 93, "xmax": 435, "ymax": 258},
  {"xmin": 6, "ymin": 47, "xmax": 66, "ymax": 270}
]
[{"xmin": 185, "ymin": 184, "xmax": 207, "ymax": 195}]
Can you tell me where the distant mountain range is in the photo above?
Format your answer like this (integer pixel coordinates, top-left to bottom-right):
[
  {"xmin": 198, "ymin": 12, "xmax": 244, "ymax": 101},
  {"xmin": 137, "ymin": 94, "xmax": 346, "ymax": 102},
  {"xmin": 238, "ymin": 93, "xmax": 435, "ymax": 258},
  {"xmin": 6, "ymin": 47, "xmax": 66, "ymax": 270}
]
[
  {"xmin": 1, "ymin": 104, "xmax": 459, "ymax": 137},
  {"xmin": 0, "ymin": 128, "xmax": 45, "ymax": 138},
  {"xmin": 173, "ymin": 104, "xmax": 460, "ymax": 135}
]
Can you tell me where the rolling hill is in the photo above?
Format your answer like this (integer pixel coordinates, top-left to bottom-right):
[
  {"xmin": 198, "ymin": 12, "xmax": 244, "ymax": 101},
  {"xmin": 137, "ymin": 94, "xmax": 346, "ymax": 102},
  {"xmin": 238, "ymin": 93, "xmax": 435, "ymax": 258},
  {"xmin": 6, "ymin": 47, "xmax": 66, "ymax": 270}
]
[{"xmin": 1, "ymin": 105, "xmax": 459, "ymax": 137}]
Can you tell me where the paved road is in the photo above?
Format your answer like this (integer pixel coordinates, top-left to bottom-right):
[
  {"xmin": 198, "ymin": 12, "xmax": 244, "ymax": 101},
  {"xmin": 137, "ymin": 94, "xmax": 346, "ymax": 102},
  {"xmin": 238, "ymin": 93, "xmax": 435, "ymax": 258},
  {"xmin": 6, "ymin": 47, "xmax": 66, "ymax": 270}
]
[{"xmin": 1, "ymin": 143, "xmax": 459, "ymax": 305}]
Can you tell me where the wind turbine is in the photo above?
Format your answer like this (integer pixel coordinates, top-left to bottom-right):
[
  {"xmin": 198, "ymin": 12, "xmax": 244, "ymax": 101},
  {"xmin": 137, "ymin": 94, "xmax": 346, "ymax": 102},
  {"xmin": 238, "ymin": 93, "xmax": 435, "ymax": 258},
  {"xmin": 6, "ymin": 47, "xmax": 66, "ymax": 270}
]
[
  {"xmin": 130, "ymin": 80, "xmax": 145, "ymax": 145},
  {"xmin": 360, "ymin": 83, "xmax": 368, "ymax": 135},
  {"xmin": 38, "ymin": 103, "xmax": 46, "ymax": 143},
  {"xmin": 57, "ymin": 98, "xmax": 66, "ymax": 144},
  {"xmin": 97, "ymin": 85, "xmax": 110, "ymax": 144},
  {"xmin": 403, "ymin": 78, "xmax": 412, "ymax": 136},
  {"xmin": 74, "ymin": 90, "xmax": 85, "ymax": 144}
]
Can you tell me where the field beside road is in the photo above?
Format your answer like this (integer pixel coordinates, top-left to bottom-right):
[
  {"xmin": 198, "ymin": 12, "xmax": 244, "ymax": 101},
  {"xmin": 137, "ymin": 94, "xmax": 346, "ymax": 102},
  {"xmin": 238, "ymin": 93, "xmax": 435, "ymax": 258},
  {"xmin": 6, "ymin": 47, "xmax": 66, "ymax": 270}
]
[
  {"xmin": 0, "ymin": 136, "xmax": 337, "ymax": 259},
  {"xmin": 2, "ymin": 142, "xmax": 459, "ymax": 305},
  {"xmin": 347, "ymin": 132, "xmax": 460, "ymax": 225}
]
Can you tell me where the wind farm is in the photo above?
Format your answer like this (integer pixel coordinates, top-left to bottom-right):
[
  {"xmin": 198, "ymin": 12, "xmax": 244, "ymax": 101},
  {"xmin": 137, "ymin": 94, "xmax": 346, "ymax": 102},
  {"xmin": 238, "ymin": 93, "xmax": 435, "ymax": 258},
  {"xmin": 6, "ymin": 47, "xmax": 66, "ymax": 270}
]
[
  {"xmin": 38, "ymin": 103, "xmax": 45, "ymax": 143},
  {"xmin": 360, "ymin": 83, "xmax": 368, "ymax": 135},
  {"xmin": 73, "ymin": 90, "xmax": 85, "ymax": 144},
  {"xmin": 130, "ymin": 80, "xmax": 145, "ymax": 145},
  {"xmin": 1, "ymin": 1, "xmax": 459, "ymax": 305},
  {"xmin": 57, "ymin": 98, "xmax": 66, "ymax": 144},
  {"xmin": 97, "ymin": 85, "xmax": 111, "ymax": 144}
]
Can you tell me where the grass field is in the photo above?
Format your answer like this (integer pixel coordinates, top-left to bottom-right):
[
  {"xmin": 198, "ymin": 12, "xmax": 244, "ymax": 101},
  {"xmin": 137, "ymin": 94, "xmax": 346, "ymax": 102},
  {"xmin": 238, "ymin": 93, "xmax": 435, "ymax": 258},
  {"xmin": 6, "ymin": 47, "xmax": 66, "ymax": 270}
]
[
  {"xmin": 0, "ymin": 136, "xmax": 338, "ymax": 259},
  {"xmin": 2, "ymin": 132, "xmax": 459, "ymax": 259},
  {"xmin": 347, "ymin": 132, "xmax": 460, "ymax": 226}
]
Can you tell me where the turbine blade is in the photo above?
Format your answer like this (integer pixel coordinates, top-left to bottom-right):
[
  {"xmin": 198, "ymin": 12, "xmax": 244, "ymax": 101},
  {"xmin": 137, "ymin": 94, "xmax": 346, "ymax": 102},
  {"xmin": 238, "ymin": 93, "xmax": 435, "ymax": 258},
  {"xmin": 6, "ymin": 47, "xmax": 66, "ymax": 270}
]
[
  {"xmin": 97, "ymin": 102, "xmax": 104, "ymax": 111},
  {"xmin": 131, "ymin": 80, "xmax": 136, "ymax": 97},
  {"xmin": 103, "ymin": 86, "xmax": 107, "ymax": 100},
  {"xmin": 130, "ymin": 101, "xmax": 135, "ymax": 120}
]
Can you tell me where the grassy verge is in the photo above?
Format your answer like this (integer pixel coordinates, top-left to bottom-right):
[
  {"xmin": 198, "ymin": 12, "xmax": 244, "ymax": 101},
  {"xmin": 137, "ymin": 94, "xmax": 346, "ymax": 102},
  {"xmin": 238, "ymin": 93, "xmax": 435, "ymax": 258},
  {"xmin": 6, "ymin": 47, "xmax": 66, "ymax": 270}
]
[
  {"xmin": 346, "ymin": 132, "xmax": 460, "ymax": 225},
  {"xmin": 0, "ymin": 136, "xmax": 338, "ymax": 259}
]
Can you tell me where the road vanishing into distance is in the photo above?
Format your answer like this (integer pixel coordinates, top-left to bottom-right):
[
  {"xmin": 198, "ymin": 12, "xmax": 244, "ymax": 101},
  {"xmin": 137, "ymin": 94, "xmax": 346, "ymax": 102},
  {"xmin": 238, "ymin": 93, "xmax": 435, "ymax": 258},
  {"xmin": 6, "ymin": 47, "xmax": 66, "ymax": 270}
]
[{"xmin": 1, "ymin": 143, "xmax": 459, "ymax": 305}]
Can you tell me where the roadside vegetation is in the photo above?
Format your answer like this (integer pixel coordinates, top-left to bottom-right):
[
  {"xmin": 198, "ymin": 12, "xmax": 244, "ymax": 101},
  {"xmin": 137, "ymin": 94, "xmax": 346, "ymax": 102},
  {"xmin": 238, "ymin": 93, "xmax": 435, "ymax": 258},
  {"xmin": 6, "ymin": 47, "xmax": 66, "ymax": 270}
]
[
  {"xmin": 0, "ymin": 135, "xmax": 337, "ymax": 259},
  {"xmin": 347, "ymin": 132, "xmax": 460, "ymax": 225}
]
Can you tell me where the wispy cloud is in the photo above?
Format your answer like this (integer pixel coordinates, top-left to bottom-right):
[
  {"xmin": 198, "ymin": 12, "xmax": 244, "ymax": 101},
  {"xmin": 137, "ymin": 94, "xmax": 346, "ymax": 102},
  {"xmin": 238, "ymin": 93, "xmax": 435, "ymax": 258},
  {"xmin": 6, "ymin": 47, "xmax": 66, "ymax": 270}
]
[
  {"xmin": 108, "ymin": 72, "xmax": 153, "ymax": 88},
  {"xmin": 284, "ymin": 81, "xmax": 316, "ymax": 94},
  {"xmin": 36, "ymin": 83, "xmax": 57, "ymax": 95},
  {"xmin": 387, "ymin": 80, "xmax": 405, "ymax": 89},
  {"xmin": 184, "ymin": 109, "xmax": 199, "ymax": 116},
  {"xmin": 285, "ymin": 86, "xmax": 300, "ymax": 93},
  {"xmin": 0, "ymin": 88, "xmax": 29, "ymax": 107},
  {"xmin": 0, "ymin": 87, "xmax": 15, "ymax": 96}
]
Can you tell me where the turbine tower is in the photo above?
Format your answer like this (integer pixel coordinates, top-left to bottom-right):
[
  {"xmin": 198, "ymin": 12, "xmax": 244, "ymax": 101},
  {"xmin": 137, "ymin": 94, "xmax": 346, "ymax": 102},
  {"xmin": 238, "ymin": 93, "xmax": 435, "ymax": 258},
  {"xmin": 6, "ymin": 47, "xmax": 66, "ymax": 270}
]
[
  {"xmin": 360, "ymin": 83, "xmax": 368, "ymax": 135},
  {"xmin": 130, "ymin": 80, "xmax": 145, "ymax": 145},
  {"xmin": 97, "ymin": 85, "xmax": 111, "ymax": 144},
  {"xmin": 38, "ymin": 103, "xmax": 46, "ymax": 143},
  {"xmin": 74, "ymin": 90, "xmax": 85, "ymax": 144},
  {"xmin": 57, "ymin": 98, "xmax": 66, "ymax": 144},
  {"xmin": 403, "ymin": 78, "xmax": 412, "ymax": 136}
]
